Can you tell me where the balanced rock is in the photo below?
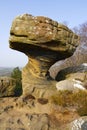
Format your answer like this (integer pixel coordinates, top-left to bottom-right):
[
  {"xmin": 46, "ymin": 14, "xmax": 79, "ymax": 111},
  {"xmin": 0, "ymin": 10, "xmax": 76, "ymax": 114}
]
[{"xmin": 9, "ymin": 14, "xmax": 79, "ymax": 97}]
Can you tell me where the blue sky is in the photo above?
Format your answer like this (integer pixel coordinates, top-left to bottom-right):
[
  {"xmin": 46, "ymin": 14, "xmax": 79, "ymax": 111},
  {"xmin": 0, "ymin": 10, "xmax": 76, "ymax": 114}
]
[{"xmin": 1, "ymin": 0, "xmax": 87, "ymax": 67}]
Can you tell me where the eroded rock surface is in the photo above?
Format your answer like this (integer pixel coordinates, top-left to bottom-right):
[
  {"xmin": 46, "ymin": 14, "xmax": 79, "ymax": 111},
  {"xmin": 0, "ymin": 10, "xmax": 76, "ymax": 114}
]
[
  {"xmin": 9, "ymin": 14, "xmax": 79, "ymax": 98},
  {"xmin": 49, "ymin": 43, "xmax": 87, "ymax": 79},
  {"xmin": 0, "ymin": 76, "xmax": 16, "ymax": 97},
  {"xmin": 0, "ymin": 97, "xmax": 79, "ymax": 130}
]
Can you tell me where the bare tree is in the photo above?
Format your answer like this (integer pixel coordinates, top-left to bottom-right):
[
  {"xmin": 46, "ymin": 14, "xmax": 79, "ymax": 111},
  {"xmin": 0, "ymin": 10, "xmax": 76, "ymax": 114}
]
[{"xmin": 73, "ymin": 22, "xmax": 87, "ymax": 43}]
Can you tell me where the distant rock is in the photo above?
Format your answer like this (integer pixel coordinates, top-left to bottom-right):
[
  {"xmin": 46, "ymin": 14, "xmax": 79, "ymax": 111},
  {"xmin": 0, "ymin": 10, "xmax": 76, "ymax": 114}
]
[
  {"xmin": 0, "ymin": 67, "xmax": 13, "ymax": 76},
  {"xmin": 9, "ymin": 13, "xmax": 79, "ymax": 98}
]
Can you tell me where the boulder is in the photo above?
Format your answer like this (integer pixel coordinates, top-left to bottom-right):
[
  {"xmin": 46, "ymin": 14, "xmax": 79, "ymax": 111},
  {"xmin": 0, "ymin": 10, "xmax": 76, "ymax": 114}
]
[
  {"xmin": 66, "ymin": 116, "xmax": 87, "ymax": 130},
  {"xmin": 56, "ymin": 79, "xmax": 85, "ymax": 92},
  {"xmin": 49, "ymin": 43, "xmax": 87, "ymax": 79},
  {"xmin": 9, "ymin": 14, "xmax": 79, "ymax": 97},
  {"xmin": 55, "ymin": 63, "xmax": 87, "ymax": 81},
  {"xmin": 56, "ymin": 72, "xmax": 87, "ymax": 91}
]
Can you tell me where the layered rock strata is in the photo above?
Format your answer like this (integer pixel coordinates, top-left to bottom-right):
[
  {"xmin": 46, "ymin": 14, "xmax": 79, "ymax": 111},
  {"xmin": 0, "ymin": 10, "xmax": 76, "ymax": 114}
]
[{"xmin": 9, "ymin": 14, "xmax": 79, "ymax": 97}]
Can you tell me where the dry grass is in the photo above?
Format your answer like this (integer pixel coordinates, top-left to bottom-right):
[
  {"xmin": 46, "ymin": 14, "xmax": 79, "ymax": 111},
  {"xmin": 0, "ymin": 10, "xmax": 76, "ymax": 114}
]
[{"xmin": 51, "ymin": 90, "xmax": 87, "ymax": 116}]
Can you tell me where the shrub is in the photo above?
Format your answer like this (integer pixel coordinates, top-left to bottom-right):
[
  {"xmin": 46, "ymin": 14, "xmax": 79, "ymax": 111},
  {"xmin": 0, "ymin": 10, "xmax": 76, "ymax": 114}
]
[
  {"xmin": 11, "ymin": 67, "xmax": 22, "ymax": 81},
  {"xmin": 51, "ymin": 90, "xmax": 73, "ymax": 107},
  {"xmin": 11, "ymin": 67, "xmax": 22, "ymax": 96}
]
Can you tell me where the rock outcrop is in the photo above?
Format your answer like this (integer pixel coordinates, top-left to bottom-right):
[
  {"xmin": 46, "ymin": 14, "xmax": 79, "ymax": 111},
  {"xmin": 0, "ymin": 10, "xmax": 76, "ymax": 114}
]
[
  {"xmin": 0, "ymin": 76, "xmax": 16, "ymax": 97},
  {"xmin": 9, "ymin": 14, "xmax": 79, "ymax": 98},
  {"xmin": 49, "ymin": 43, "xmax": 87, "ymax": 79}
]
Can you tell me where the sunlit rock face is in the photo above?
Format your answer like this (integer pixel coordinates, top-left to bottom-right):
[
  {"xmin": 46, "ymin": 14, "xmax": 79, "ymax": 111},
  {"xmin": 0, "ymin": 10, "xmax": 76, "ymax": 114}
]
[
  {"xmin": 56, "ymin": 72, "xmax": 87, "ymax": 92},
  {"xmin": 9, "ymin": 14, "xmax": 79, "ymax": 97}
]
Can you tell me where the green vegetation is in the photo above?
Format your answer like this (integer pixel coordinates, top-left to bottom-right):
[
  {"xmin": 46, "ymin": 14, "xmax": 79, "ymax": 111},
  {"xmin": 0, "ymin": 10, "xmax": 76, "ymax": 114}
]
[
  {"xmin": 51, "ymin": 90, "xmax": 87, "ymax": 116},
  {"xmin": 11, "ymin": 67, "xmax": 22, "ymax": 96},
  {"xmin": 11, "ymin": 67, "xmax": 22, "ymax": 80}
]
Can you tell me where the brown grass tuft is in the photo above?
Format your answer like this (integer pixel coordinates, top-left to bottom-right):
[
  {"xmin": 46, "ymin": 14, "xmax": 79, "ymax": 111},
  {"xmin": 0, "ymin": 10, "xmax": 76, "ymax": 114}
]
[{"xmin": 51, "ymin": 90, "xmax": 87, "ymax": 116}]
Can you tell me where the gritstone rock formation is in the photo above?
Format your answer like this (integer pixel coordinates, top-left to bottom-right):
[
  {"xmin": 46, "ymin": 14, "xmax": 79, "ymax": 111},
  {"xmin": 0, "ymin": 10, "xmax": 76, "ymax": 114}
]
[
  {"xmin": 9, "ymin": 14, "xmax": 79, "ymax": 97},
  {"xmin": 0, "ymin": 76, "xmax": 16, "ymax": 97},
  {"xmin": 49, "ymin": 43, "xmax": 87, "ymax": 79}
]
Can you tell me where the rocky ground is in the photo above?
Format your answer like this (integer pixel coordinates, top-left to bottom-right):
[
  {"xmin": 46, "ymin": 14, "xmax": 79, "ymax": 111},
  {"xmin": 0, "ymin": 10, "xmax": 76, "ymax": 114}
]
[
  {"xmin": 0, "ymin": 96, "xmax": 80, "ymax": 130},
  {"xmin": 1, "ymin": 13, "xmax": 87, "ymax": 130},
  {"xmin": 0, "ymin": 67, "xmax": 87, "ymax": 130}
]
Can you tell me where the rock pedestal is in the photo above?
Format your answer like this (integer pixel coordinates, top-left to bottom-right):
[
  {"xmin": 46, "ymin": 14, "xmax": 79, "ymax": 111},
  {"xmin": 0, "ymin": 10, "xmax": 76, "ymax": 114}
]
[{"xmin": 9, "ymin": 14, "xmax": 79, "ymax": 98}]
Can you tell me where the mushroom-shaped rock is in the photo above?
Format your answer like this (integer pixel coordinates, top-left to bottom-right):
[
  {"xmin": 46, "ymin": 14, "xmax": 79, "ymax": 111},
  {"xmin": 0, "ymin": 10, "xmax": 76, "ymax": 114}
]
[{"xmin": 9, "ymin": 14, "xmax": 79, "ymax": 97}]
